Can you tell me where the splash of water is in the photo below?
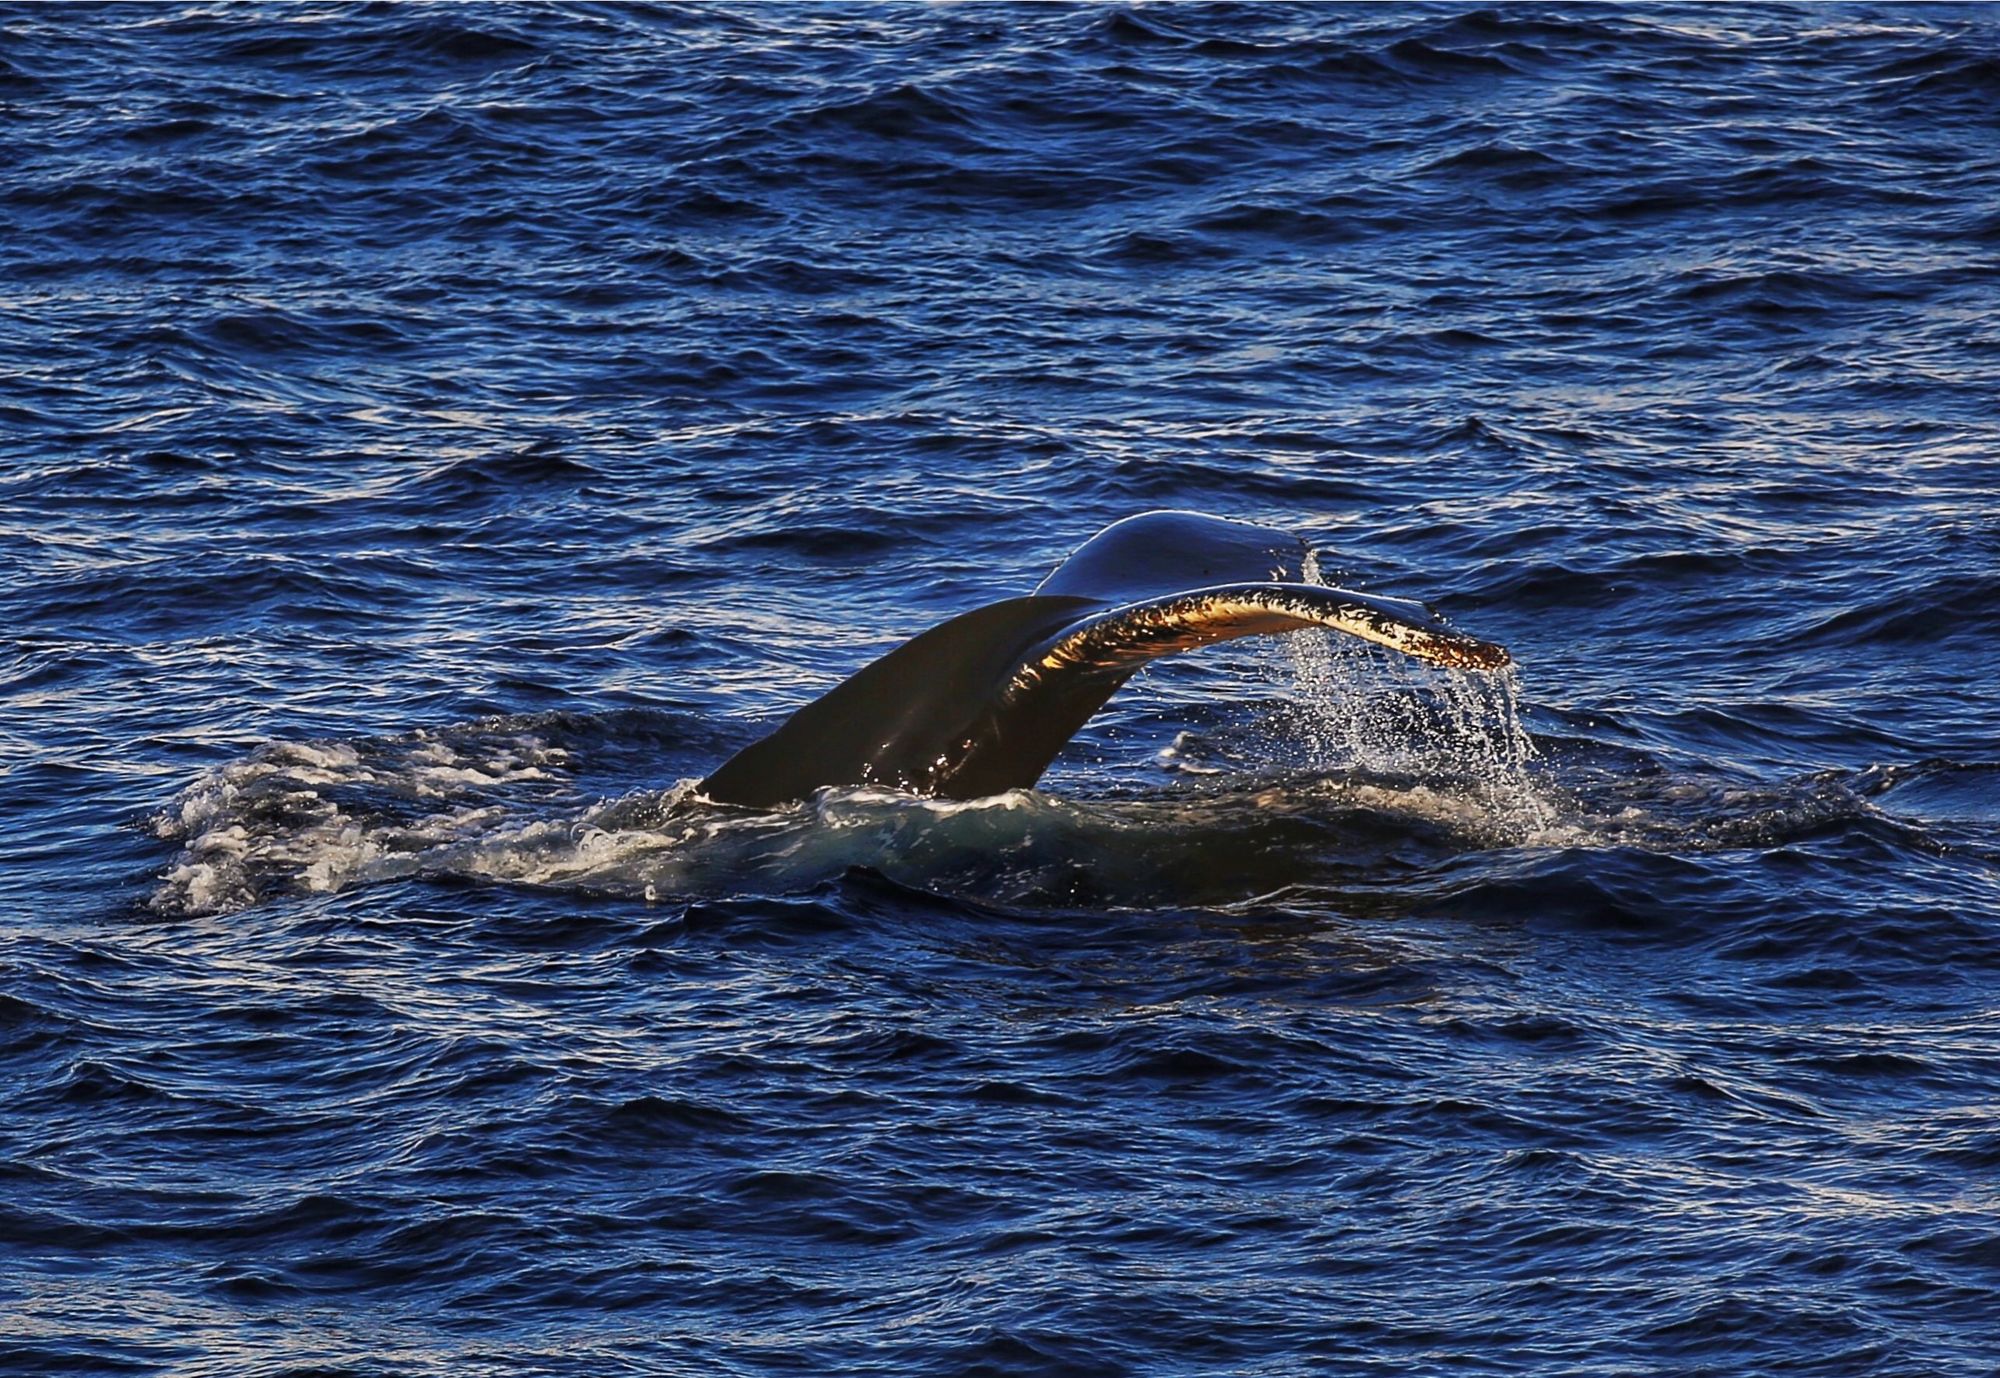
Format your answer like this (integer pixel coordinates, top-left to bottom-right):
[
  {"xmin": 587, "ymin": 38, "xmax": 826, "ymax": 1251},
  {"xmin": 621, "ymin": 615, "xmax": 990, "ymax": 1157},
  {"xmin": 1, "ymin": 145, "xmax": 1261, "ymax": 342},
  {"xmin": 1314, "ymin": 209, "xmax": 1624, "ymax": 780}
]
[{"xmin": 1266, "ymin": 553, "xmax": 1559, "ymax": 838}]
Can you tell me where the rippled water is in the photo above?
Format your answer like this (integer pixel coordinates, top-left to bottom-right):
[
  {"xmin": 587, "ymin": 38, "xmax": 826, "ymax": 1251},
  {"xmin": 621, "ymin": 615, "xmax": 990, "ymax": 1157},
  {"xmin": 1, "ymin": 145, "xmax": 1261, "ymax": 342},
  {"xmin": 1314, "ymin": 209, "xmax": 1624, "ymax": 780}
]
[{"xmin": 6, "ymin": 4, "xmax": 2000, "ymax": 1373}]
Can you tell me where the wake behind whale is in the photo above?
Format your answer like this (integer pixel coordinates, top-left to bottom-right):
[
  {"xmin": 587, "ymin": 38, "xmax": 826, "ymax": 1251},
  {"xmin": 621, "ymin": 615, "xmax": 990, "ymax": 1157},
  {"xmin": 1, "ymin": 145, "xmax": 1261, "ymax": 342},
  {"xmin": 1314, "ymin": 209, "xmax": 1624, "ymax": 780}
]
[
  {"xmin": 149, "ymin": 510, "xmax": 1915, "ymax": 920},
  {"xmin": 144, "ymin": 511, "xmax": 1914, "ymax": 919},
  {"xmin": 146, "ymin": 658, "xmax": 1905, "ymax": 920}
]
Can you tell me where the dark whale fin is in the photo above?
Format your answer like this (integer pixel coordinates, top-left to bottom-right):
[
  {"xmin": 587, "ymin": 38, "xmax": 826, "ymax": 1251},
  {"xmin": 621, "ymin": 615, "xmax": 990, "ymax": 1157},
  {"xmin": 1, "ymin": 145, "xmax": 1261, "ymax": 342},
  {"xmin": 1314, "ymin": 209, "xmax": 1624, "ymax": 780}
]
[
  {"xmin": 696, "ymin": 514, "xmax": 1510, "ymax": 808},
  {"xmin": 695, "ymin": 595, "xmax": 1099, "ymax": 810}
]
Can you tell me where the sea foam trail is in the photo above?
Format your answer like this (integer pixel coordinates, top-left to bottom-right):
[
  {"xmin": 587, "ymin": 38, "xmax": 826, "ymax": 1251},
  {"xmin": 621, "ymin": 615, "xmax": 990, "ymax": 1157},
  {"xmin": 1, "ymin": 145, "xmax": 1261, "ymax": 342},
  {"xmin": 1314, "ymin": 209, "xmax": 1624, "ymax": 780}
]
[
  {"xmin": 148, "ymin": 726, "xmax": 575, "ymax": 916},
  {"xmin": 149, "ymin": 647, "xmax": 1895, "ymax": 917}
]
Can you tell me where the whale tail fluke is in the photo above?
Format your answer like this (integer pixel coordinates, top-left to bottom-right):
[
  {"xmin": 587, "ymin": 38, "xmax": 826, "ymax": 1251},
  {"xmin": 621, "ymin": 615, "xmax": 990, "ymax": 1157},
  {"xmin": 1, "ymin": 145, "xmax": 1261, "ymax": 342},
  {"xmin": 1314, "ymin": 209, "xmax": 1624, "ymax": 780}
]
[{"xmin": 697, "ymin": 514, "xmax": 1509, "ymax": 807}]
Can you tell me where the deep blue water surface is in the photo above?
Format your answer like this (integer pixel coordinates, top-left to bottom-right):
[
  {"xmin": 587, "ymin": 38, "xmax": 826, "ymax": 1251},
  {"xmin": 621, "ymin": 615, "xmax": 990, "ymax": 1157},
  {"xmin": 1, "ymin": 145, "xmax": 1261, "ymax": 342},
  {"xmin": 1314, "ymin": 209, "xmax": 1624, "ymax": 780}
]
[{"xmin": 6, "ymin": 4, "xmax": 2000, "ymax": 1373}]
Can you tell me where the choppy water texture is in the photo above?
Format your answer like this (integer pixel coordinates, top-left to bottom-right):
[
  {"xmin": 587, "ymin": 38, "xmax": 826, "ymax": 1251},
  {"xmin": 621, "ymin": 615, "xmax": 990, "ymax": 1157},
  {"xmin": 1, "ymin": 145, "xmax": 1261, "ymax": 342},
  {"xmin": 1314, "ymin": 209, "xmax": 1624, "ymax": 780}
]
[{"xmin": 6, "ymin": 3, "xmax": 2000, "ymax": 1373}]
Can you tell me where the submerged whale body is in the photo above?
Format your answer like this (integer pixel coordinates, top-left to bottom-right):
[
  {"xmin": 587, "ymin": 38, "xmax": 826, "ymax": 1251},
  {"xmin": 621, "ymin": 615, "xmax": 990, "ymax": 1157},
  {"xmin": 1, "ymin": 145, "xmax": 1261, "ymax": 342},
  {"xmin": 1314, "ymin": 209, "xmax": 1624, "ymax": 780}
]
[{"xmin": 698, "ymin": 512, "xmax": 1509, "ymax": 808}]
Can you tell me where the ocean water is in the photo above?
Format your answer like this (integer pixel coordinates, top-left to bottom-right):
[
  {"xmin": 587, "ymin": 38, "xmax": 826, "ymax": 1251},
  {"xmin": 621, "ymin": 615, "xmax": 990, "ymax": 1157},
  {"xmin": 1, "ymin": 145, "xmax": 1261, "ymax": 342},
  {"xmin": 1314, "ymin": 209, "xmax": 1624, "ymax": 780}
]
[{"xmin": 5, "ymin": 3, "xmax": 2000, "ymax": 1373}]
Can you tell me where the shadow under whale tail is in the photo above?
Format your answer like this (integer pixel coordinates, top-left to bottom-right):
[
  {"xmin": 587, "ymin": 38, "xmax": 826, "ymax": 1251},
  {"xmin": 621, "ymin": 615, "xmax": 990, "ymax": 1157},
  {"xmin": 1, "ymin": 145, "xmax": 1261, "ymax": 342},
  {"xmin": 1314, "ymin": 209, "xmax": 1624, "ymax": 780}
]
[{"xmin": 697, "ymin": 513, "xmax": 1510, "ymax": 808}]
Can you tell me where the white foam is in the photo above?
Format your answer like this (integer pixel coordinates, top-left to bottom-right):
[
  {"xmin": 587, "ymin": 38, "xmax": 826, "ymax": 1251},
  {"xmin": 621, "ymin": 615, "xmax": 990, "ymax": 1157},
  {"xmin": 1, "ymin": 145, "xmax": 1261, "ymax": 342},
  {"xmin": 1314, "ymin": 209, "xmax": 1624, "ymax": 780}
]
[
  {"xmin": 148, "ymin": 724, "xmax": 577, "ymax": 916},
  {"xmin": 147, "ymin": 663, "xmax": 1873, "ymax": 917}
]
